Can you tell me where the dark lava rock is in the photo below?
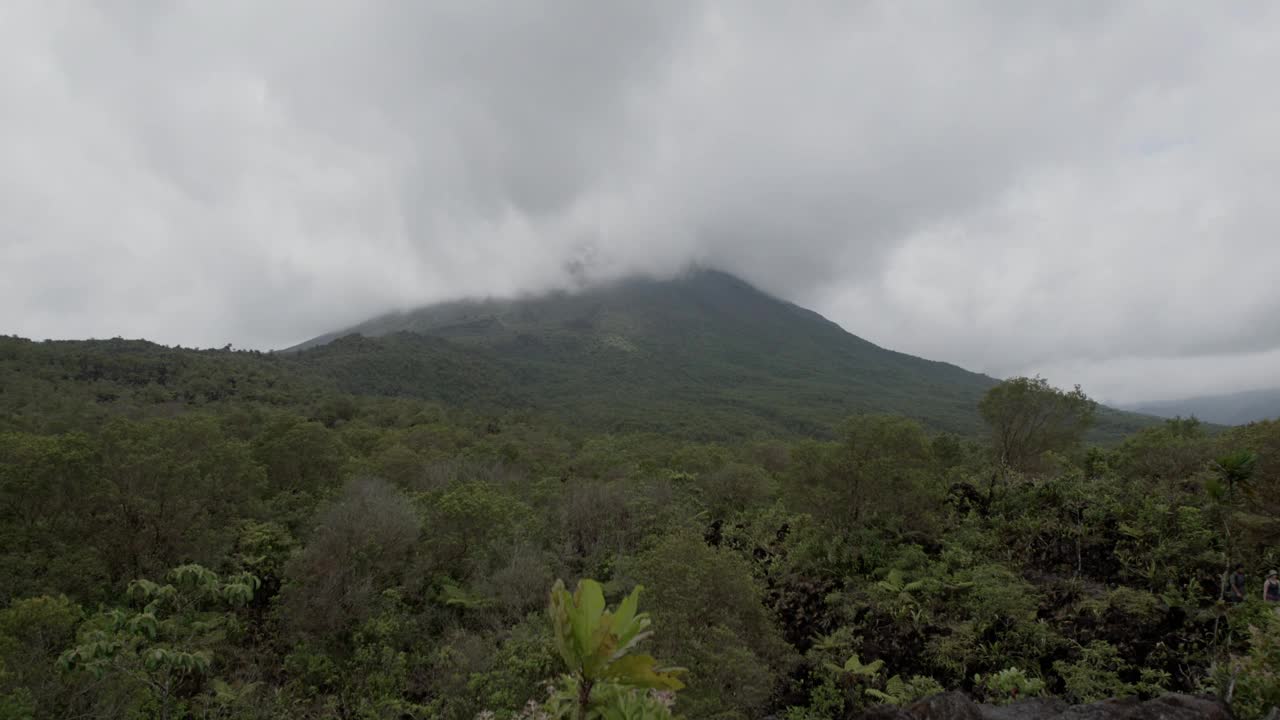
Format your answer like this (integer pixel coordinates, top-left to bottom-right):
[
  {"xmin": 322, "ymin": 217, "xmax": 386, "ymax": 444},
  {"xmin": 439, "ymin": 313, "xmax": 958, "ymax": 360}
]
[
  {"xmin": 858, "ymin": 706, "xmax": 915, "ymax": 720},
  {"xmin": 1124, "ymin": 694, "xmax": 1230, "ymax": 720},
  {"xmin": 904, "ymin": 692, "xmax": 985, "ymax": 720},
  {"xmin": 980, "ymin": 698, "xmax": 1071, "ymax": 720},
  {"xmin": 1056, "ymin": 698, "xmax": 1142, "ymax": 720},
  {"xmin": 1059, "ymin": 695, "xmax": 1230, "ymax": 720}
]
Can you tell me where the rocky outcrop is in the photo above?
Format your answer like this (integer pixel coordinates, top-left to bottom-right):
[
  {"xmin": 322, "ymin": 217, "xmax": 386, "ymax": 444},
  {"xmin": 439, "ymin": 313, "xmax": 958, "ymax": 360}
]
[
  {"xmin": 852, "ymin": 693, "xmax": 1231, "ymax": 720},
  {"xmin": 980, "ymin": 698, "xmax": 1070, "ymax": 720},
  {"xmin": 913, "ymin": 692, "xmax": 987, "ymax": 720}
]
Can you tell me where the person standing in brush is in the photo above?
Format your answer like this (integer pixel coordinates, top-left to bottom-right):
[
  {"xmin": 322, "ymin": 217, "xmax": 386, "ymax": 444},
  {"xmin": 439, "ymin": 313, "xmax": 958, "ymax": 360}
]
[
  {"xmin": 1264, "ymin": 570, "xmax": 1280, "ymax": 606},
  {"xmin": 1227, "ymin": 564, "xmax": 1248, "ymax": 603}
]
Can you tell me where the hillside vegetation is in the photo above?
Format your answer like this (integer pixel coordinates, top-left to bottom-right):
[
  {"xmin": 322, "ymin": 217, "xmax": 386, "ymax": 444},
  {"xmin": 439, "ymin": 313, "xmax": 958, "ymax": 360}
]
[
  {"xmin": 1, "ymin": 327, "xmax": 1278, "ymax": 719},
  {"xmin": 292, "ymin": 270, "xmax": 1152, "ymax": 440},
  {"xmin": 1, "ymin": 272, "xmax": 1153, "ymax": 442}
]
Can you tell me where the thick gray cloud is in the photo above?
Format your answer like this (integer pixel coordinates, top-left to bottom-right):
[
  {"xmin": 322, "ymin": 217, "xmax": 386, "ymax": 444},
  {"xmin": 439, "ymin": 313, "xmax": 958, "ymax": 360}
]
[{"xmin": 2, "ymin": 1, "xmax": 1278, "ymax": 403}]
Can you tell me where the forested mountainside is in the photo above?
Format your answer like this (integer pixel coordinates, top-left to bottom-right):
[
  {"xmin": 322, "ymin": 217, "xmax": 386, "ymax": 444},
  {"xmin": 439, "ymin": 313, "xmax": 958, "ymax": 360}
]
[
  {"xmin": 0, "ymin": 273, "xmax": 1154, "ymax": 443},
  {"xmin": 2, "ymin": 327, "xmax": 1279, "ymax": 719},
  {"xmin": 1129, "ymin": 388, "xmax": 1280, "ymax": 427},
  {"xmin": 286, "ymin": 270, "xmax": 1155, "ymax": 441}
]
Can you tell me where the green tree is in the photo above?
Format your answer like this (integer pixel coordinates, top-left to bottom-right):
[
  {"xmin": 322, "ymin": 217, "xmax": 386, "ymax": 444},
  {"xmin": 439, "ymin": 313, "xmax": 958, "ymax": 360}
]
[
  {"xmin": 0, "ymin": 595, "xmax": 83, "ymax": 718},
  {"xmin": 1115, "ymin": 417, "xmax": 1212, "ymax": 483},
  {"xmin": 979, "ymin": 376, "xmax": 1096, "ymax": 475},
  {"xmin": 281, "ymin": 477, "xmax": 420, "ymax": 643},
  {"xmin": 1052, "ymin": 641, "xmax": 1145, "ymax": 703},
  {"xmin": 252, "ymin": 417, "xmax": 347, "ymax": 494},
  {"xmin": 789, "ymin": 416, "xmax": 938, "ymax": 532},
  {"xmin": 1226, "ymin": 621, "xmax": 1280, "ymax": 720},
  {"xmin": 95, "ymin": 417, "xmax": 265, "ymax": 585},
  {"xmin": 0, "ymin": 431, "xmax": 103, "ymax": 603},
  {"xmin": 697, "ymin": 463, "xmax": 777, "ymax": 520},
  {"xmin": 422, "ymin": 480, "xmax": 535, "ymax": 582},
  {"xmin": 830, "ymin": 415, "xmax": 936, "ymax": 526},
  {"xmin": 628, "ymin": 531, "xmax": 792, "ymax": 720},
  {"xmin": 59, "ymin": 564, "xmax": 260, "ymax": 720},
  {"xmin": 1207, "ymin": 449, "xmax": 1260, "ymax": 650}
]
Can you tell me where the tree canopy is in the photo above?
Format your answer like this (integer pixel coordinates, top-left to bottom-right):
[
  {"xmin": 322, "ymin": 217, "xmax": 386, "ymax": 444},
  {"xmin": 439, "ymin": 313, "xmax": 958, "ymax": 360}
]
[
  {"xmin": 979, "ymin": 375, "xmax": 1098, "ymax": 472},
  {"xmin": 1, "ymin": 338, "xmax": 1278, "ymax": 719}
]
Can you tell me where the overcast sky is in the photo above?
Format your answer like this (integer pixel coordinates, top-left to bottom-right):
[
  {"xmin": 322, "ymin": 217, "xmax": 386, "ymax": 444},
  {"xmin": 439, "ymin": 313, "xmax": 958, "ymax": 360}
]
[{"xmin": 3, "ymin": 2, "xmax": 1279, "ymax": 404}]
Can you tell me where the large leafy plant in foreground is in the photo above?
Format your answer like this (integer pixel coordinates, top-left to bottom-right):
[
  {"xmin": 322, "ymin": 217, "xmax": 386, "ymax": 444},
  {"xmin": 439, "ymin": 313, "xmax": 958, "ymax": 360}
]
[{"xmin": 547, "ymin": 579, "xmax": 685, "ymax": 719}]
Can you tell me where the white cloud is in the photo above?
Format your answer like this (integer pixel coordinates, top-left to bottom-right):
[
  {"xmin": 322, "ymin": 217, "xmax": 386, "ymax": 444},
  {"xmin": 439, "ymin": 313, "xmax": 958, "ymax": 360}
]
[{"xmin": 1, "ymin": 1, "xmax": 1278, "ymax": 401}]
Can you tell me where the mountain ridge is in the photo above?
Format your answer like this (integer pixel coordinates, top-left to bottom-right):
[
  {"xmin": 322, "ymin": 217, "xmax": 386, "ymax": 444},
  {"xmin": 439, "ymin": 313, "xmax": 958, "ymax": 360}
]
[
  {"xmin": 1126, "ymin": 387, "xmax": 1280, "ymax": 426},
  {"xmin": 288, "ymin": 269, "xmax": 1154, "ymax": 440}
]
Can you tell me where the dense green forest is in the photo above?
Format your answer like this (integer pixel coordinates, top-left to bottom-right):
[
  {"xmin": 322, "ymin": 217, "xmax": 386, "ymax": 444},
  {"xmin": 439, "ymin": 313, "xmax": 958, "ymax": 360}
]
[{"xmin": 2, "ymin": 334, "xmax": 1278, "ymax": 719}]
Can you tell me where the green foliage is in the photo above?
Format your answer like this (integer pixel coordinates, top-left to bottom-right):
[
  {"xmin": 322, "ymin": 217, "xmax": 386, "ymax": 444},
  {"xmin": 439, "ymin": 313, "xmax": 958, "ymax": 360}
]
[
  {"xmin": 57, "ymin": 564, "xmax": 258, "ymax": 720},
  {"xmin": 787, "ymin": 647, "xmax": 942, "ymax": 718},
  {"xmin": 868, "ymin": 674, "xmax": 945, "ymax": 706},
  {"xmin": 469, "ymin": 614, "xmax": 560, "ymax": 716},
  {"xmin": 1225, "ymin": 620, "xmax": 1280, "ymax": 720},
  {"xmin": 980, "ymin": 376, "xmax": 1097, "ymax": 472},
  {"xmin": 1211, "ymin": 449, "xmax": 1258, "ymax": 499},
  {"xmin": 822, "ymin": 415, "xmax": 940, "ymax": 529},
  {"xmin": 825, "ymin": 653, "xmax": 884, "ymax": 679},
  {"xmin": 546, "ymin": 578, "xmax": 684, "ymax": 719},
  {"xmin": 696, "ymin": 463, "xmax": 777, "ymax": 520},
  {"xmin": 0, "ymin": 660, "xmax": 34, "ymax": 720},
  {"xmin": 1052, "ymin": 641, "xmax": 1142, "ymax": 704},
  {"xmin": 281, "ymin": 476, "xmax": 420, "ymax": 642},
  {"xmin": 0, "ymin": 595, "xmax": 82, "ymax": 718},
  {"xmin": 1115, "ymin": 417, "xmax": 1212, "ymax": 482},
  {"xmin": 629, "ymin": 530, "xmax": 792, "ymax": 719},
  {"xmin": 5, "ymin": 314, "xmax": 1280, "ymax": 719},
  {"xmin": 973, "ymin": 667, "xmax": 1046, "ymax": 705},
  {"xmin": 424, "ymin": 479, "xmax": 536, "ymax": 581},
  {"xmin": 231, "ymin": 519, "xmax": 297, "ymax": 583},
  {"xmin": 0, "ymin": 687, "xmax": 34, "ymax": 720}
]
